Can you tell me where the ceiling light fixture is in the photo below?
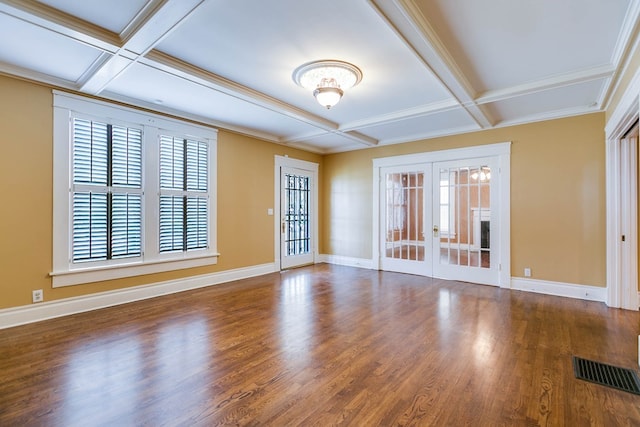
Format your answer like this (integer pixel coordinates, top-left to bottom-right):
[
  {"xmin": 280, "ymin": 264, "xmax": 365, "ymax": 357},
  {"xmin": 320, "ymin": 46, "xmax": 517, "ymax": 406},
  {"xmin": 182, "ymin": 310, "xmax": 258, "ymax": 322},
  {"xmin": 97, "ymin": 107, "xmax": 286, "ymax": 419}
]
[
  {"xmin": 471, "ymin": 167, "xmax": 491, "ymax": 181},
  {"xmin": 293, "ymin": 60, "xmax": 362, "ymax": 109}
]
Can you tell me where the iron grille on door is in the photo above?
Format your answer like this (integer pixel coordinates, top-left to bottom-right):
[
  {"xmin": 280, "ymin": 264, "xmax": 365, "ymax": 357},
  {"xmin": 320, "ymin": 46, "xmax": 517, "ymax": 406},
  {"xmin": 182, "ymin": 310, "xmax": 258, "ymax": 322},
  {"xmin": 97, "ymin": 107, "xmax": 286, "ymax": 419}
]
[{"xmin": 284, "ymin": 173, "xmax": 310, "ymax": 256}]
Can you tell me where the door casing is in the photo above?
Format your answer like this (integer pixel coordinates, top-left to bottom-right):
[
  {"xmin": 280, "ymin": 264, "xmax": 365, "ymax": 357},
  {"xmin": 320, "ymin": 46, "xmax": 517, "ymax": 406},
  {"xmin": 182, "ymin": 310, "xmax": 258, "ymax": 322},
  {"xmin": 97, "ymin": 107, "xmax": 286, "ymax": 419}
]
[{"xmin": 275, "ymin": 156, "xmax": 319, "ymax": 270}]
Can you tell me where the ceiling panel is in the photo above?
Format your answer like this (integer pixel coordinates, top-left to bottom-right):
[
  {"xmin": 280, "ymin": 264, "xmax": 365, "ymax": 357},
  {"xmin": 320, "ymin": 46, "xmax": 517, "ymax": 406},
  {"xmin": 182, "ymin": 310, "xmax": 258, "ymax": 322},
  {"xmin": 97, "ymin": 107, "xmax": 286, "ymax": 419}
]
[
  {"xmin": 415, "ymin": 0, "xmax": 631, "ymax": 92},
  {"xmin": 359, "ymin": 107, "xmax": 480, "ymax": 144},
  {"xmin": 0, "ymin": 11, "xmax": 103, "ymax": 82},
  {"xmin": 483, "ymin": 79, "xmax": 605, "ymax": 124},
  {"xmin": 35, "ymin": 0, "xmax": 148, "ymax": 34},
  {"xmin": 290, "ymin": 132, "xmax": 370, "ymax": 153}
]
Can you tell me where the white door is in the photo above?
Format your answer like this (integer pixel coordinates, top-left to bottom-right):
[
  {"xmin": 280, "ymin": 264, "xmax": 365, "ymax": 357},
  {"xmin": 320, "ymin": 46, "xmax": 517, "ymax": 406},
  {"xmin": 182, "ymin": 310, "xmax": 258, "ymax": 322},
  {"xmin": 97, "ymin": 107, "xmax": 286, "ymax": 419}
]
[
  {"xmin": 281, "ymin": 167, "xmax": 314, "ymax": 269},
  {"xmin": 432, "ymin": 157, "xmax": 499, "ymax": 285},
  {"xmin": 379, "ymin": 165, "xmax": 431, "ymax": 276}
]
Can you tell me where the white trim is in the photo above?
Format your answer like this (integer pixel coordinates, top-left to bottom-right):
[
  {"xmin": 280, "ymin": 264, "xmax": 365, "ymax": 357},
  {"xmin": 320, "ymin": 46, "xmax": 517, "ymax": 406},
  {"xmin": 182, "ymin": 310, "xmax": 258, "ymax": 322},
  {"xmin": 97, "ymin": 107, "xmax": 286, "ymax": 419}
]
[
  {"xmin": 51, "ymin": 254, "xmax": 220, "ymax": 287},
  {"xmin": 372, "ymin": 142, "xmax": 511, "ymax": 168},
  {"xmin": 53, "ymin": 90, "xmax": 219, "ymax": 138},
  {"xmin": 274, "ymin": 156, "xmax": 319, "ymax": 270},
  {"xmin": 604, "ymin": 61, "xmax": 640, "ymax": 310},
  {"xmin": 3, "ymin": 260, "xmax": 611, "ymax": 330},
  {"xmin": 497, "ymin": 150, "xmax": 511, "ymax": 287},
  {"xmin": 321, "ymin": 256, "xmax": 605, "ymax": 302},
  {"xmin": 318, "ymin": 254, "xmax": 375, "ymax": 269},
  {"xmin": 0, "ymin": 263, "xmax": 277, "ymax": 330},
  {"xmin": 511, "ymin": 278, "xmax": 606, "ymax": 303}
]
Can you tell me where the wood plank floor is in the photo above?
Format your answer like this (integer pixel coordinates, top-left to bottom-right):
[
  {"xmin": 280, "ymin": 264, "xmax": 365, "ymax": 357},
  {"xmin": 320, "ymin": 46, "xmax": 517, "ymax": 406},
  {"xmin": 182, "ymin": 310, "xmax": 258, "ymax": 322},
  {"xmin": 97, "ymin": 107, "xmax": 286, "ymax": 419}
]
[{"xmin": 1, "ymin": 264, "xmax": 639, "ymax": 426}]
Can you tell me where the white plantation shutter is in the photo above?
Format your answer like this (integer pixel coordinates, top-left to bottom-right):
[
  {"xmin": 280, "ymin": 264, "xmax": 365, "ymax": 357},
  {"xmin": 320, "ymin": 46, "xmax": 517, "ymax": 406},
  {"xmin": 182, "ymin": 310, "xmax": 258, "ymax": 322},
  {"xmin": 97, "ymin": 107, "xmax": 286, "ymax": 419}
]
[
  {"xmin": 159, "ymin": 195, "xmax": 184, "ymax": 252},
  {"xmin": 71, "ymin": 118, "xmax": 142, "ymax": 262},
  {"xmin": 159, "ymin": 136, "xmax": 208, "ymax": 252},
  {"xmin": 186, "ymin": 197, "xmax": 207, "ymax": 249},
  {"xmin": 72, "ymin": 192, "xmax": 108, "ymax": 261},
  {"xmin": 111, "ymin": 193, "xmax": 142, "ymax": 258}
]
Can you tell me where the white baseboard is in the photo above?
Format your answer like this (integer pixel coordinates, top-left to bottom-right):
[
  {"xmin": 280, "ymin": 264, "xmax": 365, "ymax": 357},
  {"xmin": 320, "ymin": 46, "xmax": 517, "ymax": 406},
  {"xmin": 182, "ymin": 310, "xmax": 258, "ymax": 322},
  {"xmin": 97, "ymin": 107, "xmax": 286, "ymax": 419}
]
[
  {"xmin": 318, "ymin": 254, "xmax": 374, "ymax": 269},
  {"xmin": 511, "ymin": 277, "xmax": 606, "ymax": 302},
  {"xmin": 319, "ymin": 257, "xmax": 607, "ymax": 303},
  {"xmin": 0, "ymin": 262, "xmax": 277, "ymax": 330},
  {"xmin": 1, "ymin": 261, "xmax": 610, "ymax": 330}
]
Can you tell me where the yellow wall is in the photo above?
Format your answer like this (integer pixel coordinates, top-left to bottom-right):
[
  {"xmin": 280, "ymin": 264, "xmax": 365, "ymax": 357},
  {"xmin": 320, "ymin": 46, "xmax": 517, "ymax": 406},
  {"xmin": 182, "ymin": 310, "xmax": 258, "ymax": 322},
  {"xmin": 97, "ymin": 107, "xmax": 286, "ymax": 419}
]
[
  {"xmin": 323, "ymin": 113, "xmax": 606, "ymax": 287},
  {"xmin": 0, "ymin": 72, "xmax": 611, "ymax": 310},
  {"xmin": 0, "ymin": 75, "xmax": 321, "ymax": 309}
]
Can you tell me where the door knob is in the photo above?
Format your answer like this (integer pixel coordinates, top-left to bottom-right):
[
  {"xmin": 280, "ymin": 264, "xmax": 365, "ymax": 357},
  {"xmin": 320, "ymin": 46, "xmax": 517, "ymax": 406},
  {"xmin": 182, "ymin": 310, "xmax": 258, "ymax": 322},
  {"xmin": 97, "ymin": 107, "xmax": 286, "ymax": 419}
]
[{"xmin": 433, "ymin": 225, "xmax": 439, "ymax": 237}]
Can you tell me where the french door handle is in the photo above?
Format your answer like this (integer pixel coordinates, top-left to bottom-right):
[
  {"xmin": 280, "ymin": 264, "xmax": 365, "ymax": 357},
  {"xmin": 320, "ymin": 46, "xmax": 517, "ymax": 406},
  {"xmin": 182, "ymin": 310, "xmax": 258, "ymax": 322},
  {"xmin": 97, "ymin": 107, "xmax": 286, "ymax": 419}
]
[{"xmin": 433, "ymin": 225, "xmax": 439, "ymax": 237}]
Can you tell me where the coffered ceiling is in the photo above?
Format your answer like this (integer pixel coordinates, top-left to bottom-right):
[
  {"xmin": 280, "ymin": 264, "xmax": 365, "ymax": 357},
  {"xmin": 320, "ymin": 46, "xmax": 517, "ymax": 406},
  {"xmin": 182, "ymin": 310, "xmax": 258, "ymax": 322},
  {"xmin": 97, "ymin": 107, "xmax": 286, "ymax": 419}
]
[{"xmin": 0, "ymin": 0, "xmax": 638, "ymax": 153}]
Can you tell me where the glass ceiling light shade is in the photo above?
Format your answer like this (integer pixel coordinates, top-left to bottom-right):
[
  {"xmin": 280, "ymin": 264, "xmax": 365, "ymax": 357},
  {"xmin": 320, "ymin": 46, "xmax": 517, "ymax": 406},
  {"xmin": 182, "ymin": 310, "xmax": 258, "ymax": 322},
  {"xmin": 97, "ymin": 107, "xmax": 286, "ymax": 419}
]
[{"xmin": 293, "ymin": 60, "xmax": 362, "ymax": 109}]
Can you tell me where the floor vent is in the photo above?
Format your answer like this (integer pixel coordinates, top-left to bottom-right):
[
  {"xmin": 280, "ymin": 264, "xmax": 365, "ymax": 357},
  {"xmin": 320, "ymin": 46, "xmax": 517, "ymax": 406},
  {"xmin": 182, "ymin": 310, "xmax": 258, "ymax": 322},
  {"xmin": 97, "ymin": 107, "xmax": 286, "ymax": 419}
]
[{"xmin": 573, "ymin": 356, "xmax": 640, "ymax": 395}]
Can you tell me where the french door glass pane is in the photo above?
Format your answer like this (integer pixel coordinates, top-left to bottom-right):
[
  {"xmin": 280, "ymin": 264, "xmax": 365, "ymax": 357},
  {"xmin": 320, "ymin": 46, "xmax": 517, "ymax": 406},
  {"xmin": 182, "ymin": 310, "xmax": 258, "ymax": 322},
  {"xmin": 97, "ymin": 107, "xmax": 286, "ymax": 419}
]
[
  {"xmin": 438, "ymin": 165, "xmax": 490, "ymax": 269},
  {"xmin": 385, "ymin": 172, "xmax": 424, "ymax": 261}
]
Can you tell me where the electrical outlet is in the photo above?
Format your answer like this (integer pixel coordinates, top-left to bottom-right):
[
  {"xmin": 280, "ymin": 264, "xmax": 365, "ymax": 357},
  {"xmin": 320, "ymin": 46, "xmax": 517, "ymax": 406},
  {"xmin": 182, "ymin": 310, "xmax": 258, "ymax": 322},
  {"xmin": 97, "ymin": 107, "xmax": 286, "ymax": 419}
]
[
  {"xmin": 32, "ymin": 289, "xmax": 43, "ymax": 303},
  {"xmin": 524, "ymin": 267, "xmax": 531, "ymax": 277}
]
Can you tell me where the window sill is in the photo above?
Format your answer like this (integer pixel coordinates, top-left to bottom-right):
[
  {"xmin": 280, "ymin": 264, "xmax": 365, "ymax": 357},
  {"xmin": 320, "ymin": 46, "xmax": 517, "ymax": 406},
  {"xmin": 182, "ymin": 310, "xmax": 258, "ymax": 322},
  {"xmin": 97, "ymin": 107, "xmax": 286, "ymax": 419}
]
[{"xmin": 50, "ymin": 254, "xmax": 220, "ymax": 287}]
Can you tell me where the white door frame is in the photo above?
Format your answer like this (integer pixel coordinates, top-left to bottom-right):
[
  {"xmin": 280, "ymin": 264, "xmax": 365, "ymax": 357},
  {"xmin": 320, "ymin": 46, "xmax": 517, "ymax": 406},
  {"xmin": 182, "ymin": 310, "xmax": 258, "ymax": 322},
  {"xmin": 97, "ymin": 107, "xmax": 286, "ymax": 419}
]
[
  {"xmin": 372, "ymin": 142, "xmax": 511, "ymax": 287},
  {"xmin": 275, "ymin": 156, "xmax": 319, "ymax": 270},
  {"xmin": 605, "ymin": 90, "xmax": 639, "ymax": 310}
]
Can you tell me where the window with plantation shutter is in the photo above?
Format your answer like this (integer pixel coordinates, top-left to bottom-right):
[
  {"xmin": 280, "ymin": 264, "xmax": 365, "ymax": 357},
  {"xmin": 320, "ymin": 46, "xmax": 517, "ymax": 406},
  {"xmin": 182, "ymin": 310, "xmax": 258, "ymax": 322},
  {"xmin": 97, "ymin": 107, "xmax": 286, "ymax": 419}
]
[
  {"xmin": 72, "ymin": 119, "xmax": 142, "ymax": 262},
  {"xmin": 52, "ymin": 92, "xmax": 218, "ymax": 287},
  {"xmin": 159, "ymin": 136, "xmax": 209, "ymax": 253}
]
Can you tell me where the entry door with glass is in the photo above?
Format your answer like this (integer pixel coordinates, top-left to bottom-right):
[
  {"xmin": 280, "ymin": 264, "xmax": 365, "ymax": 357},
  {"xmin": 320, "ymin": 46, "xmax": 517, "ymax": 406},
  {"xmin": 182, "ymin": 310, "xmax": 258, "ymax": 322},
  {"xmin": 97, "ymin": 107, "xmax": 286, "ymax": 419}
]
[
  {"xmin": 379, "ymin": 165, "xmax": 431, "ymax": 276},
  {"xmin": 281, "ymin": 167, "xmax": 314, "ymax": 269},
  {"xmin": 432, "ymin": 158, "xmax": 499, "ymax": 285}
]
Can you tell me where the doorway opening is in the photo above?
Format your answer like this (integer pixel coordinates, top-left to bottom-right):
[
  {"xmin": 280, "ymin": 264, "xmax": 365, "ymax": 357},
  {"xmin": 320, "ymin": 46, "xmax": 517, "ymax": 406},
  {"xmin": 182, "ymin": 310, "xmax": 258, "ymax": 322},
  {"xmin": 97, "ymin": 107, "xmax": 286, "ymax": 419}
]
[{"xmin": 275, "ymin": 156, "xmax": 318, "ymax": 270}]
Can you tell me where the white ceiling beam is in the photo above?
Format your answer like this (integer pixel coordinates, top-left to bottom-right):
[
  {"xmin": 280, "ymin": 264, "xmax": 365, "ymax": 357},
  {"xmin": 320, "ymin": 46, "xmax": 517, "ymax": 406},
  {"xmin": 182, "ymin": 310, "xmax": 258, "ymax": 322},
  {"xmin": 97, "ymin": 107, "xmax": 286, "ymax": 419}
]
[
  {"xmin": 340, "ymin": 99, "xmax": 460, "ymax": 131},
  {"xmin": 100, "ymin": 90, "xmax": 282, "ymax": 144},
  {"xmin": 600, "ymin": 1, "xmax": 640, "ymax": 110},
  {"xmin": 369, "ymin": 0, "xmax": 493, "ymax": 130},
  {"xmin": 80, "ymin": 0, "xmax": 206, "ymax": 94},
  {"xmin": 475, "ymin": 65, "xmax": 616, "ymax": 105}
]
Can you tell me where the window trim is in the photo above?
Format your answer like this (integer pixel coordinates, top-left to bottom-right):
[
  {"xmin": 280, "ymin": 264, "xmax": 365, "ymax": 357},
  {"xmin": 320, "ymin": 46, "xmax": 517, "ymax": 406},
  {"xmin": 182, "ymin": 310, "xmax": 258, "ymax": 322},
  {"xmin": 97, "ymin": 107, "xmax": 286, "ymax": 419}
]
[{"xmin": 51, "ymin": 91, "xmax": 218, "ymax": 287}]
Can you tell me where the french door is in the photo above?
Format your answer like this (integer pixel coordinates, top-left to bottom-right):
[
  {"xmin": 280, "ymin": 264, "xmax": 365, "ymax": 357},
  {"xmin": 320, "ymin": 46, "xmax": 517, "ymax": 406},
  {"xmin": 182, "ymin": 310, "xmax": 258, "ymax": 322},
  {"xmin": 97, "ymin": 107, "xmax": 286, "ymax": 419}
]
[
  {"xmin": 432, "ymin": 158, "xmax": 498, "ymax": 285},
  {"xmin": 379, "ymin": 165, "xmax": 431, "ymax": 275},
  {"xmin": 280, "ymin": 166, "xmax": 314, "ymax": 269},
  {"xmin": 377, "ymin": 147, "xmax": 507, "ymax": 286}
]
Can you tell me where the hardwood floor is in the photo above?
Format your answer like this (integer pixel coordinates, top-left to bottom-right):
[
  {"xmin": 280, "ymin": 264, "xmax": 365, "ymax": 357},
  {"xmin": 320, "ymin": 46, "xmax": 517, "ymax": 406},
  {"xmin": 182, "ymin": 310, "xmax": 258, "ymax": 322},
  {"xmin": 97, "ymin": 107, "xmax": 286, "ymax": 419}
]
[{"xmin": 1, "ymin": 264, "xmax": 639, "ymax": 426}]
